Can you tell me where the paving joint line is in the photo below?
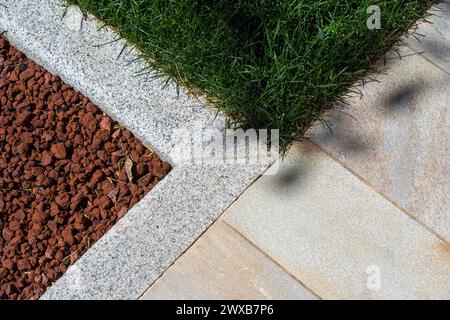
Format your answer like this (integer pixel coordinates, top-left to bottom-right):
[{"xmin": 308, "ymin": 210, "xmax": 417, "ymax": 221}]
[
  {"xmin": 221, "ymin": 219, "xmax": 323, "ymax": 300},
  {"xmin": 138, "ymin": 162, "xmax": 277, "ymax": 299},
  {"xmin": 409, "ymin": 47, "xmax": 450, "ymax": 76},
  {"xmin": 312, "ymin": 141, "xmax": 450, "ymax": 246}
]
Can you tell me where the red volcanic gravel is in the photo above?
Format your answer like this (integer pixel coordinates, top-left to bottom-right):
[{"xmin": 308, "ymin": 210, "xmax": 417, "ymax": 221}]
[{"xmin": 0, "ymin": 36, "xmax": 171, "ymax": 299}]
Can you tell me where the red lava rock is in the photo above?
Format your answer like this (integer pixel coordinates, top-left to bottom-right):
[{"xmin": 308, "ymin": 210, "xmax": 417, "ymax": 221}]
[
  {"xmin": 152, "ymin": 159, "xmax": 171, "ymax": 179},
  {"xmin": 61, "ymin": 228, "xmax": 74, "ymax": 246},
  {"xmin": 19, "ymin": 69, "xmax": 34, "ymax": 81},
  {"xmin": 5, "ymin": 283, "xmax": 17, "ymax": 296},
  {"xmin": 17, "ymin": 259, "xmax": 31, "ymax": 272},
  {"xmin": 9, "ymin": 220, "xmax": 21, "ymax": 232},
  {"xmin": 31, "ymin": 223, "xmax": 42, "ymax": 234},
  {"xmin": 42, "ymin": 132, "xmax": 53, "ymax": 142},
  {"xmin": 88, "ymin": 170, "xmax": 104, "ymax": 187},
  {"xmin": 49, "ymin": 203, "xmax": 60, "ymax": 217},
  {"xmin": 81, "ymin": 113, "xmax": 96, "ymax": 130},
  {"xmin": 16, "ymin": 111, "xmax": 32, "ymax": 125},
  {"xmin": 50, "ymin": 143, "xmax": 66, "ymax": 159},
  {"xmin": 9, "ymin": 71, "xmax": 19, "ymax": 82},
  {"xmin": 3, "ymin": 259, "xmax": 14, "ymax": 270},
  {"xmin": 111, "ymin": 129, "xmax": 121, "ymax": 139},
  {"xmin": 41, "ymin": 150, "xmax": 53, "ymax": 166},
  {"xmin": 97, "ymin": 196, "xmax": 113, "ymax": 210},
  {"xmin": 17, "ymin": 142, "xmax": 31, "ymax": 155},
  {"xmin": 70, "ymin": 193, "xmax": 83, "ymax": 211},
  {"xmin": 99, "ymin": 116, "xmax": 112, "ymax": 133},
  {"xmin": 20, "ymin": 132, "xmax": 33, "ymax": 143},
  {"xmin": 55, "ymin": 193, "xmax": 70, "ymax": 209},
  {"xmin": 0, "ymin": 36, "xmax": 171, "ymax": 300},
  {"xmin": 116, "ymin": 171, "xmax": 128, "ymax": 183},
  {"xmin": 117, "ymin": 206, "xmax": 128, "ymax": 220},
  {"xmin": 74, "ymin": 214, "xmax": 87, "ymax": 231},
  {"xmin": 136, "ymin": 162, "xmax": 147, "ymax": 176},
  {"xmin": 44, "ymin": 247, "xmax": 53, "ymax": 260},
  {"xmin": 2, "ymin": 229, "xmax": 14, "ymax": 242},
  {"xmin": 107, "ymin": 188, "xmax": 119, "ymax": 203}
]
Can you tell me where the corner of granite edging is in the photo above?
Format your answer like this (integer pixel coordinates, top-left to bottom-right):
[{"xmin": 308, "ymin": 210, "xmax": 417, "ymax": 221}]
[{"xmin": 38, "ymin": 160, "xmax": 271, "ymax": 300}]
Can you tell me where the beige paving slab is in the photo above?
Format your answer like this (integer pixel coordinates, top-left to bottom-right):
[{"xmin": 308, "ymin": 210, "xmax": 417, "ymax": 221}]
[
  {"xmin": 406, "ymin": 2, "xmax": 450, "ymax": 74},
  {"xmin": 310, "ymin": 47, "xmax": 450, "ymax": 242},
  {"xmin": 224, "ymin": 142, "xmax": 450, "ymax": 300},
  {"xmin": 141, "ymin": 220, "xmax": 317, "ymax": 300}
]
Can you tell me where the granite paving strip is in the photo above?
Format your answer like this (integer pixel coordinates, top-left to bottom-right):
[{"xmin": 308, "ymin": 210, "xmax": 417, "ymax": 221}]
[
  {"xmin": 310, "ymin": 46, "xmax": 450, "ymax": 243},
  {"xmin": 0, "ymin": 0, "xmax": 274, "ymax": 299},
  {"xmin": 224, "ymin": 142, "xmax": 450, "ymax": 300},
  {"xmin": 141, "ymin": 220, "xmax": 318, "ymax": 300},
  {"xmin": 405, "ymin": 2, "xmax": 450, "ymax": 74}
]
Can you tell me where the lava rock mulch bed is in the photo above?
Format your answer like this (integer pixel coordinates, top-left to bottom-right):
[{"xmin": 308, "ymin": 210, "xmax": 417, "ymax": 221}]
[{"xmin": 0, "ymin": 36, "xmax": 171, "ymax": 299}]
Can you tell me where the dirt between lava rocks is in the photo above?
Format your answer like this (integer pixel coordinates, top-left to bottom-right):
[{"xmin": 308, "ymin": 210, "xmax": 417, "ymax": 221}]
[{"xmin": 0, "ymin": 36, "xmax": 171, "ymax": 299}]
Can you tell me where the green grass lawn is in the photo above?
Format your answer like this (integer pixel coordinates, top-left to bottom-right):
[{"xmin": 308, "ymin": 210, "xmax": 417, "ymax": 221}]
[{"xmin": 67, "ymin": 0, "xmax": 434, "ymax": 150}]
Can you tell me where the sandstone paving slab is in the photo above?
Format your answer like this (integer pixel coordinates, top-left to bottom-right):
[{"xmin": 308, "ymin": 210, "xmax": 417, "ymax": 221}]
[
  {"xmin": 310, "ymin": 47, "xmax": 450, "ymax": 243},
  {"xmin": 224, "ymin": 142, "xmax": 450, "ymax": 300},
  {"xmin": 406, "ymin": 2, "xmax": 450, "ymax": 74},
  {"xmin": 141, "ymin": 221, "xmax": 317, "ymax": 300}
]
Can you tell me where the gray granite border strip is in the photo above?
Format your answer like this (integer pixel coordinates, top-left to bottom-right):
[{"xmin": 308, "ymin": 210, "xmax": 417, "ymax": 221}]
[
  {"xmin": 42, "ymin": 163, "xmax": 266, "ymax": 299},
  {"xmin": 0, "ymin": 0, "xmax": 272, "ymax": 299}
]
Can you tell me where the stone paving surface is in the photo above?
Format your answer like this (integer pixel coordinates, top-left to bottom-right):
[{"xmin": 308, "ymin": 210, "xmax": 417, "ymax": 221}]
[
  {"xmin": 141, "ymin": 221, "xmax": 317, "ymax": 300},
  {"xmin": 311, "ymin": 46, "xmax": 450, "ymax": 242},
  {"xmin": 406, "ymin": 2, "xmax": 450, "ymax": 74},
  {"xmin": 224, "ymin": 142, "xmax": 450, "ymax": 300}
]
